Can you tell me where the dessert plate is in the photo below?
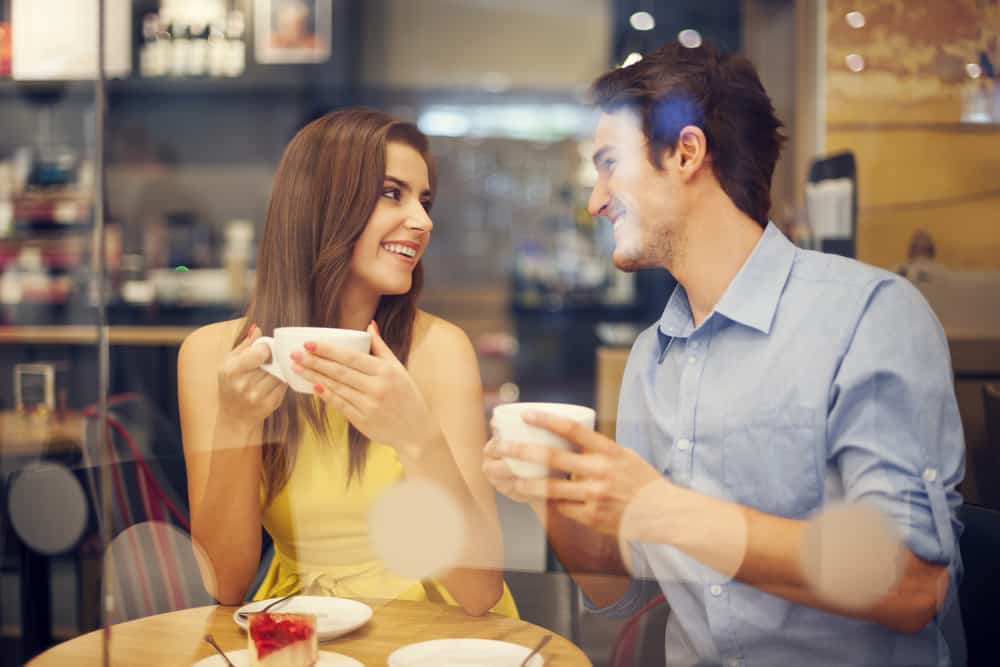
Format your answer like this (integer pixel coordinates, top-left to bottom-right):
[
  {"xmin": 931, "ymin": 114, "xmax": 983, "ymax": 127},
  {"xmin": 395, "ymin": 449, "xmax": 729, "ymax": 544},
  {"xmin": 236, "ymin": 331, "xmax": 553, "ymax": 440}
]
[
  {"xmin": 234, "ymin": 596, "xmax": 373, "ymax": 641},
  {"xmin": 388, "ymin": 638, "xmax": 545, "ymax": 666},
  {"xmin": 193, "ymin": 649, "xmax": 363, "ymax": 666}
]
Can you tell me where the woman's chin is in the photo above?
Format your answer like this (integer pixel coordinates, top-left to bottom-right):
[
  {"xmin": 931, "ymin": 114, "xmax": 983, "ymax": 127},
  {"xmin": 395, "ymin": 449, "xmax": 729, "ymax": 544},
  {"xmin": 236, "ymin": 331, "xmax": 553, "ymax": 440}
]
[{"xmin": 373, "ymin": 278, "xmax": 413, "ymax": 296}]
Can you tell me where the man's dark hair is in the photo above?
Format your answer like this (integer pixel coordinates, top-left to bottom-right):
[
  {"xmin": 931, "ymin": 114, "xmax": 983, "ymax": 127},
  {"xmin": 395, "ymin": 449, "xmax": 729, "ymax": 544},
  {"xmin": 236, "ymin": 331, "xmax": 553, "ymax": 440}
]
[{"xmin": 590, "ymin": 41, "xmax": 785, "ymax": 228}]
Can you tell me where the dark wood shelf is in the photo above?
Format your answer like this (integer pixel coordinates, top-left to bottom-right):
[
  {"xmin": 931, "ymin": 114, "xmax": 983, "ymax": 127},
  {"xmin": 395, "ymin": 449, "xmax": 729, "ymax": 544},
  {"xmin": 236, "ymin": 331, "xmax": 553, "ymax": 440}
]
[{"xmin": 0, "ymin": 75, "xmax": 348, "ymax": 101}]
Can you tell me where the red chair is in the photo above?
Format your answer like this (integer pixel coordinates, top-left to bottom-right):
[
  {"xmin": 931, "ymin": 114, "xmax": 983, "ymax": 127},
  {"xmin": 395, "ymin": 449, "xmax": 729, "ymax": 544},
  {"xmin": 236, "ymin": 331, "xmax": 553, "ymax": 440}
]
[
  {"xmin": 80, "ymin": 395, "xmax": 212, "ymax": 623},
  {"xmin": 609, "ymin": 593, "xmax": 668, "ymax": 667}
]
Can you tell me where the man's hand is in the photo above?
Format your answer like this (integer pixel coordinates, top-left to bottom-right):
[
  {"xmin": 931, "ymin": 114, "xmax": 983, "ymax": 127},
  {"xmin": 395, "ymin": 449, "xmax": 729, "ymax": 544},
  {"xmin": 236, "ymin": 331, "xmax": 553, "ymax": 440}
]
[{"xmin": 497, "ymin": 410, "xmax": 671, "ymax": 538}]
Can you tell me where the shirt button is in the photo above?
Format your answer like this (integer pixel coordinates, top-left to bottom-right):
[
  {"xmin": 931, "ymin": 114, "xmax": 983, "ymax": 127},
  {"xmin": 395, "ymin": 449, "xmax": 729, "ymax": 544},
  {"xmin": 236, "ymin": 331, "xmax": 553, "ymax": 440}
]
[
  {"xmin": 710, "ymin": 584, "xmax": 723, "ymax": 597},
  {"xmin": 677, "ymin": 438, "xmax": 691, "ymax": 451},
  {"xmin": 923, "ymin": 468, "xmax": 938, "ymax": 483},
  {"xmin": 688, "ymin": 356, "xmax": 697, "ymax": 365}
]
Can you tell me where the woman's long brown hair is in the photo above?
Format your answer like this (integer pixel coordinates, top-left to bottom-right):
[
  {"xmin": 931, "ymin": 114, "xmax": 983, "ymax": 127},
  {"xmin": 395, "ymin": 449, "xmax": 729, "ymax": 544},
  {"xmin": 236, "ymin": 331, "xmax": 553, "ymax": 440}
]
[{"xmin": 234, "ymin": 109, "xmax": 435, "ymax": 506}]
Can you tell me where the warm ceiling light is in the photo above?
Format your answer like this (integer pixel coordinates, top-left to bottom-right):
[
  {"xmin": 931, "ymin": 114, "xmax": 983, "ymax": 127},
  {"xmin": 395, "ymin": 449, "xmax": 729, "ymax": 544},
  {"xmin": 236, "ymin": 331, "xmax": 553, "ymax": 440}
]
[
  {"xmin": 629, "ymin": 11, "xmax": 655, "ymax": 32},
  {"xmin": 622, "ymin": 52, "xmax": 644, "ymax": 68},
  {"xmin": 845, "ymin": 11, "xmax": 866, "ymax": 29},
  {"xmin": 966, "ymin": 63, "xmax": 983, "ymax": 79},
  {"xmin": 845, "ymin": 53, "xmax": 865, "ymax": 72},
  {"xmin": 678, "ymin": 29, "xmax": 703, "ymax": 49}
]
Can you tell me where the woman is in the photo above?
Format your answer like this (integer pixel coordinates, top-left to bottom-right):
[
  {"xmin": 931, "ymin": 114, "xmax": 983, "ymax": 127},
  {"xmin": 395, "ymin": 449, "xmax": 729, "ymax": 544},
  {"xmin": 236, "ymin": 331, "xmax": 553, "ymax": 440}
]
[{"xmin": 178, "ymin": 109, "xmax": 515, "ymax": 616}]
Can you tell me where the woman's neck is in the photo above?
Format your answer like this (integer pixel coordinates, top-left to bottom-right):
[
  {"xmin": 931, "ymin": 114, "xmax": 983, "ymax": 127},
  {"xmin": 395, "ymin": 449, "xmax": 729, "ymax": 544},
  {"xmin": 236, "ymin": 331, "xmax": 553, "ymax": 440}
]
[{"xmin": 335, "ymin": 278, "xmax": 379, "ymax": 331}]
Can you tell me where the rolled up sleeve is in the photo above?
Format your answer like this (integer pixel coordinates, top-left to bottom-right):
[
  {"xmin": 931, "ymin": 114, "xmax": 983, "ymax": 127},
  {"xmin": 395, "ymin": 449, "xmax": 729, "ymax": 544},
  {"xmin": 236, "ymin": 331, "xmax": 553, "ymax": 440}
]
[
  {"xmin": 582, "ymin": 540, "xmax": 661, "ymax": 618},
  {"xmin": 827, "ymin": 279, "xmax": 965, "ymax": 565}
]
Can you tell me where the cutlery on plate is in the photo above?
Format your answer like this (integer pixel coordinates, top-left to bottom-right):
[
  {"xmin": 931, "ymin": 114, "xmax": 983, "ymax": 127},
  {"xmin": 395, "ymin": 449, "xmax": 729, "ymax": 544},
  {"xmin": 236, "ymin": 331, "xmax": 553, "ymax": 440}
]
[
  {"xmin": 238, "ymin": 591, "xmax": 298, "ymax": 620},
  {"xmin": 203, "ymin": 634, "xmax": 236, "ymax": 667},
  {"xmin": 520, "ymin": 633, "xmax": 552, "ymax": 667}
]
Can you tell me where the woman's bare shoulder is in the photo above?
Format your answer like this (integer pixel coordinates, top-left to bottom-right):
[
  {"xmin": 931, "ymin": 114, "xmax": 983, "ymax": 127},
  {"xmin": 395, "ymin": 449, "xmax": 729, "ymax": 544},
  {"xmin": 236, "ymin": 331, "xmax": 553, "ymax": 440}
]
[
  {"xmin": 411, "ymin": 310, "xmax": 475, "ymax": 360},
  {"xmin": 179, "ymin": 318, "xmax": 245, "ymax": 369}
]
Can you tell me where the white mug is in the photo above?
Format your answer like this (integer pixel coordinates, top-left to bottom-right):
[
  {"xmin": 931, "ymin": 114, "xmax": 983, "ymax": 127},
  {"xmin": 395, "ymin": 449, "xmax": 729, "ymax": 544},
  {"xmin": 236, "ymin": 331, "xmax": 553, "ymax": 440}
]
[
  {"xmin": 252, "ymin": 326, "xmax": 371, "ymax": 394},
  {"xmin": 492, "ymin": 402, "xmax": 596, "ymax": 479}
]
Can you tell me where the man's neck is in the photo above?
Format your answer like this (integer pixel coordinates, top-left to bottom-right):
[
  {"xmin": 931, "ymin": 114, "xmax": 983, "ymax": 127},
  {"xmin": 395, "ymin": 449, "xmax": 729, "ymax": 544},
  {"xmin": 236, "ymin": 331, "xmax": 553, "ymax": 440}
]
[{"xmin": 668, "ymin": 196, "xmax": 766, "ymax": 328}]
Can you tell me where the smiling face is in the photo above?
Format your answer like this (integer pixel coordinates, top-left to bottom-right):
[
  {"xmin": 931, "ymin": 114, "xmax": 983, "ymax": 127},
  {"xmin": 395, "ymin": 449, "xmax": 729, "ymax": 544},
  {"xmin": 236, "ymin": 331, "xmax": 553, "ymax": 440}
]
[
  {"xmin": 588, "ymin": 110, "xmax": 687, "ymax": 272},
  {"xmin": 345, "ymin": 141, "xmax": 434, "ymax": 298}
]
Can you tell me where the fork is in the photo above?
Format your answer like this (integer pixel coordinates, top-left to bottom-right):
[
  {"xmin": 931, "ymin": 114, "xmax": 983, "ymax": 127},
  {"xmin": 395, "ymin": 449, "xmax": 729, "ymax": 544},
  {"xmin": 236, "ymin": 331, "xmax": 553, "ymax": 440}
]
[{"xmin": 238, "ymin": 591, "xmax": 298, "ymax": 621}]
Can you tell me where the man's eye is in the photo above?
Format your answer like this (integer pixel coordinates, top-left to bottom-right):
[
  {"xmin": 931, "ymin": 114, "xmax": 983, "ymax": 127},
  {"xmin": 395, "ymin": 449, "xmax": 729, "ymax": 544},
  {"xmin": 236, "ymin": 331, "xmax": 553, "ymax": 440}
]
[{"xmin": 603, "ymin": 158, "xmax": 617, "ymax": 172}]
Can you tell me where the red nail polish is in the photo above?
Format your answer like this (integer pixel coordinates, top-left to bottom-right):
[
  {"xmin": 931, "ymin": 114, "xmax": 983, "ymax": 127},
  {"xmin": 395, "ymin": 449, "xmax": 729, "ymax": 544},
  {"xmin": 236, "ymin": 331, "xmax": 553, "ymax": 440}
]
[
  {"xmin": 290, "ymin": 351, "xmax": 302, "ymax": 362},
  {"xmin": 371, "ymin": 320, "xmax": 380, "ymax": 336},
  {"xmin": 304, "ymin": 342, "xmax": 317, "ymax": 352},
  {"xmin": 247, "ymin": 324, "xmax": 256, "ymax": 339},
  {"xmin": 314, "ymin": 383, "xmax": 325, "ymax": 394}
]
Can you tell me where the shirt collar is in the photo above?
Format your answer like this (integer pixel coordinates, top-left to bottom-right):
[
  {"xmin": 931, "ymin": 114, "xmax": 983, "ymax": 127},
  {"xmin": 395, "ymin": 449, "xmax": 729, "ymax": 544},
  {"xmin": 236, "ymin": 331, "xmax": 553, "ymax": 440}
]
[
  {"xmin": 713, "ymin": 222, "xmax": 796, "ymax": 334},
  {"xmin": 657, "ymin": 283, "xmax": 695, "ymax": 340},
  {"xmin": 656, "ymin": 222, "xmax": 796, "ymax": 344}
]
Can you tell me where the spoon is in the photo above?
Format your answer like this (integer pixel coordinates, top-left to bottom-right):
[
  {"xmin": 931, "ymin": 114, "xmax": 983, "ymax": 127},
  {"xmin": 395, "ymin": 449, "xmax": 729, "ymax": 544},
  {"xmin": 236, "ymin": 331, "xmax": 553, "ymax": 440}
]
[
  {"xmin": 520, "ymin": 633, "xmax": 552, "ymax": 667},
  {"xmin": 203, "ymin": 634, "xmax": 236, "ymax": 667}
]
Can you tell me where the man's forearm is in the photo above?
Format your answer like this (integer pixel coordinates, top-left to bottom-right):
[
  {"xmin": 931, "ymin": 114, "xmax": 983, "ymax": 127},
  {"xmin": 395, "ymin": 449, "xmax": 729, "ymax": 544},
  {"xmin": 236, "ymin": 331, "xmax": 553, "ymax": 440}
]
[
  {"xmin": 637, "ymin": 482, "xmax": 944, "ymax": 633},
  {"xmin": 531, "ymin": 500, "xmax": 634, "ymax": 609}
]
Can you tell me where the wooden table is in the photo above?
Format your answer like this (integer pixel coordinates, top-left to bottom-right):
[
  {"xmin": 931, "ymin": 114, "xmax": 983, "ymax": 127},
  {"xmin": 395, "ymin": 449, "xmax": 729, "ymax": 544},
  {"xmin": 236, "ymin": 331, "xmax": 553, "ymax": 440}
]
[{"xmin": 28, "ymin": 599, "xmax": 592, "ymax": 666}]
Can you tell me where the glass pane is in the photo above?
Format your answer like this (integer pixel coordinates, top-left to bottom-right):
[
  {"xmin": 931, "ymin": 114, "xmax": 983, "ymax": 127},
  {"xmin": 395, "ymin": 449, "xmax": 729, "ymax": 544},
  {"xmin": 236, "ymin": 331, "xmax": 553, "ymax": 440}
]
[
  {"xmin": 7, "ymin": 1, "xmax": 995, "ymax": 666},
  {"xmin": 1, "ymin": 0, "xmax": 109, "ymax": 664}
]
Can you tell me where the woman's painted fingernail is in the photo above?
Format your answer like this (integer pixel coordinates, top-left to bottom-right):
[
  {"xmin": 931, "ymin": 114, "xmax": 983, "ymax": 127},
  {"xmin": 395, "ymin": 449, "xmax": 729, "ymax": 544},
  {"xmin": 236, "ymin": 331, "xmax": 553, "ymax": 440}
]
[
  {"xmin": 304, "ymin": 342, "xmax": 317, "ymax": 352},
  {"xmin": 290, "ymin": 351, "xmax": 303, "ymax": 362},
  {"xmin": 247, "ymin": 324, "xmax": 256, "ymax": 339},
  {"xmin": 314, "ymin": 383, "xmax": 325, "ymax": 394},
  {"xmin": 371, "ymin": 320, "xmax": 380, "ymax": 336}
]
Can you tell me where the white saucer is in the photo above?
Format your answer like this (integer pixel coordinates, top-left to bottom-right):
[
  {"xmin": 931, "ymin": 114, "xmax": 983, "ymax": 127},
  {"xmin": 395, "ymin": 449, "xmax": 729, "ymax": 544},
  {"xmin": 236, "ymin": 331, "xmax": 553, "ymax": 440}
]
[
  {"xmin": 388, "ymin": 638, "xmax": 545, "ymax": 666},
  {"xmin": 193, "ymin": 649, "xmax": 363, "ymax": 666},
  {"xmin": 233, "ymin": 596, "xmax": 373, "ymax": 641}
]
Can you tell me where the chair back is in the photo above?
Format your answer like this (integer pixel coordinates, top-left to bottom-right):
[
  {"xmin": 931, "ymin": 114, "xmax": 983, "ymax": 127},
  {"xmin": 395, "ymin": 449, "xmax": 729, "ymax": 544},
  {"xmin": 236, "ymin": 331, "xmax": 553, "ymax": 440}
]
[
  {"xmin": 957, "ymin": 502, "xmax": 1000, "ymax": 665},
  {"xmin": 82, "ymin": 397, "xmax": 212, "ymax": 623}
]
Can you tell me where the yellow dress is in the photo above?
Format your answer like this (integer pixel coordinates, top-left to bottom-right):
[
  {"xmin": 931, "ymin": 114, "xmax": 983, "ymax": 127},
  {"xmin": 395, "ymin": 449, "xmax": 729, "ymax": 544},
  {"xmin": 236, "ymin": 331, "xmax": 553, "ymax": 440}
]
[{"xmin": 253, "ymin": 409, "xmax": 518, "ymax": 617}]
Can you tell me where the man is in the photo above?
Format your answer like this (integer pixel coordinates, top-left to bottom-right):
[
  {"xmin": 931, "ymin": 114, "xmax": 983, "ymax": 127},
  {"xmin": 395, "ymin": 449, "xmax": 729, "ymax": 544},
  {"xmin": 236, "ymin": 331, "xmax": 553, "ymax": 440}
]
[{"xmin": 484, "ymin": 41, "xmax": 964, "ymax": 666}]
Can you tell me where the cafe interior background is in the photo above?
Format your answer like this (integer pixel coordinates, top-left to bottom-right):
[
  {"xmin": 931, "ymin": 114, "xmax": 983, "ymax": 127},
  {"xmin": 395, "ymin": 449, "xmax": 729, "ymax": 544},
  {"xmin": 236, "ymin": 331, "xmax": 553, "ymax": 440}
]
[{"xmin": 0, "ymin": 0, "xmax": 998, "ymax": 665}]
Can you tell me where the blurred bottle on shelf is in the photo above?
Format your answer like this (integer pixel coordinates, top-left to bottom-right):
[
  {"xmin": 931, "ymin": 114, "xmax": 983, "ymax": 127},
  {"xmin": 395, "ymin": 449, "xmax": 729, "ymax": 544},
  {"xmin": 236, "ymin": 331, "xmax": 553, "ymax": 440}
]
[
  {"xmin": 0, "ymin": 19, "xmax": 11, "ymax": 78},
  {"xmin": 140, "ymin": 3, "xmax": 244, "ymax": 79},
  {"xmin": 224, "ymin": 10, "xmax": 246, "ymax": 77},
  {"xmin": 223, "ymin": 219, "xmax": 254, "ymax": 303}
]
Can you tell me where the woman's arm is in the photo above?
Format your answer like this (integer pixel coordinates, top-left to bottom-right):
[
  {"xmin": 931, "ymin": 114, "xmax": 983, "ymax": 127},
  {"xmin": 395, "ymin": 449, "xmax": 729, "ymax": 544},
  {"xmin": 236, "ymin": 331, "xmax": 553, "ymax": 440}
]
[
  {"xmin": 178, "ymin": 321, "xmax": 285, "ymax": 604},
  {"xmin": 292, "ymin": 315, "xmax": 504, "ymax": 614},
  {"xmin": 404, "ymin": 315, "xmax": 505, "ymax": 614}
]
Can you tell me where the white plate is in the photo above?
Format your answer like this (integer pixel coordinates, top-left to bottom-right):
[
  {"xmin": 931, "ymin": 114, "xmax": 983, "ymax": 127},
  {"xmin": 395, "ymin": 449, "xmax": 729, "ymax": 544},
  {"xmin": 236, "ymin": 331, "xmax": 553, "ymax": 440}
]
[
  {"xmin": 233, "ymin": 596, "xmax": 373, "ymax": 641},
  {"xmin": 387, "ymin": 639, "xmax": 545, "ymax": 667},
  {"xmin": 193, "ymin": 649, "xmax": 363, "ymax": 667}
]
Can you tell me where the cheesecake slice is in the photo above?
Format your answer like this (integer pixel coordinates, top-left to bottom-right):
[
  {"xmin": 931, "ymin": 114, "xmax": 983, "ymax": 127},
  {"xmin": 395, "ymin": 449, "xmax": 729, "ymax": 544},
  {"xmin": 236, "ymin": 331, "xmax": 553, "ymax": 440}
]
[{"xmin": 247, "ymin": 612, "xmax": 319, "ymax": 667}]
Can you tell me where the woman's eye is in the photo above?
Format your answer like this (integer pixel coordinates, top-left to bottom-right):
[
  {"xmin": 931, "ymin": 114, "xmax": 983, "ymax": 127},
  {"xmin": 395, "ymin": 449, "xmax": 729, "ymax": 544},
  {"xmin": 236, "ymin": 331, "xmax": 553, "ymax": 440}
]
[
  {"xmin": 382, "ymin": 187, "xmax": 401, "ymax": 201},
  {"xmin": 420, "ymin": 200, "xmax": 432, "ymax": 212},
  {"xmin": 602, "ymin": 158, "xmax": 617, "ymax": 172}
]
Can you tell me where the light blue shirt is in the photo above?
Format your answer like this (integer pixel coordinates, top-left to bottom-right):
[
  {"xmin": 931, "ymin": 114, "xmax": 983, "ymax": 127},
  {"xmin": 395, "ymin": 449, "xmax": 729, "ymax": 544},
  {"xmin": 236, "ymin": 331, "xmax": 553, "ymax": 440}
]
[{"xmin": 586, "ymin": 223, "xmax": 965, "ymax": 666}]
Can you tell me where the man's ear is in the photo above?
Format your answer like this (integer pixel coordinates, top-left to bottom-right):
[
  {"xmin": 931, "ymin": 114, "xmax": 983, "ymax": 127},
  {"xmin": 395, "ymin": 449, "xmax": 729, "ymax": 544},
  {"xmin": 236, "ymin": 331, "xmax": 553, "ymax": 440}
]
[{"xmin": 676, "ymin": 125, "xmax": 708, "ymax": 180}]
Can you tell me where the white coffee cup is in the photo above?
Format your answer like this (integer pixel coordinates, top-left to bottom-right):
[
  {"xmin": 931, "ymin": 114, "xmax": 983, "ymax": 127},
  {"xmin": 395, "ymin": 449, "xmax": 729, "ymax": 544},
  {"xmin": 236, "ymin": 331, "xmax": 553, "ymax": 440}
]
[
  {"xmin": 252, "ymin": 326, "xmax": 371, "ymax": 394},
  {"xmin": 492, "ymin": 402, "xmax": 596, "ymax": 479}
]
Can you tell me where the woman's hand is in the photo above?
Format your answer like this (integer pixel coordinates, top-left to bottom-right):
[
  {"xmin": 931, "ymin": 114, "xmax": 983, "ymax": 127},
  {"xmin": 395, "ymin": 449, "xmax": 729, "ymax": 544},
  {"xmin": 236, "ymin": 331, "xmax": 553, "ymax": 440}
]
[
  {"xmin": 216, "ymin": 325, "xmax": 288, "ymax": 427},
  {"xmin": 292, "ymin": 322, "xmax": 441, "ymax": 455}
]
